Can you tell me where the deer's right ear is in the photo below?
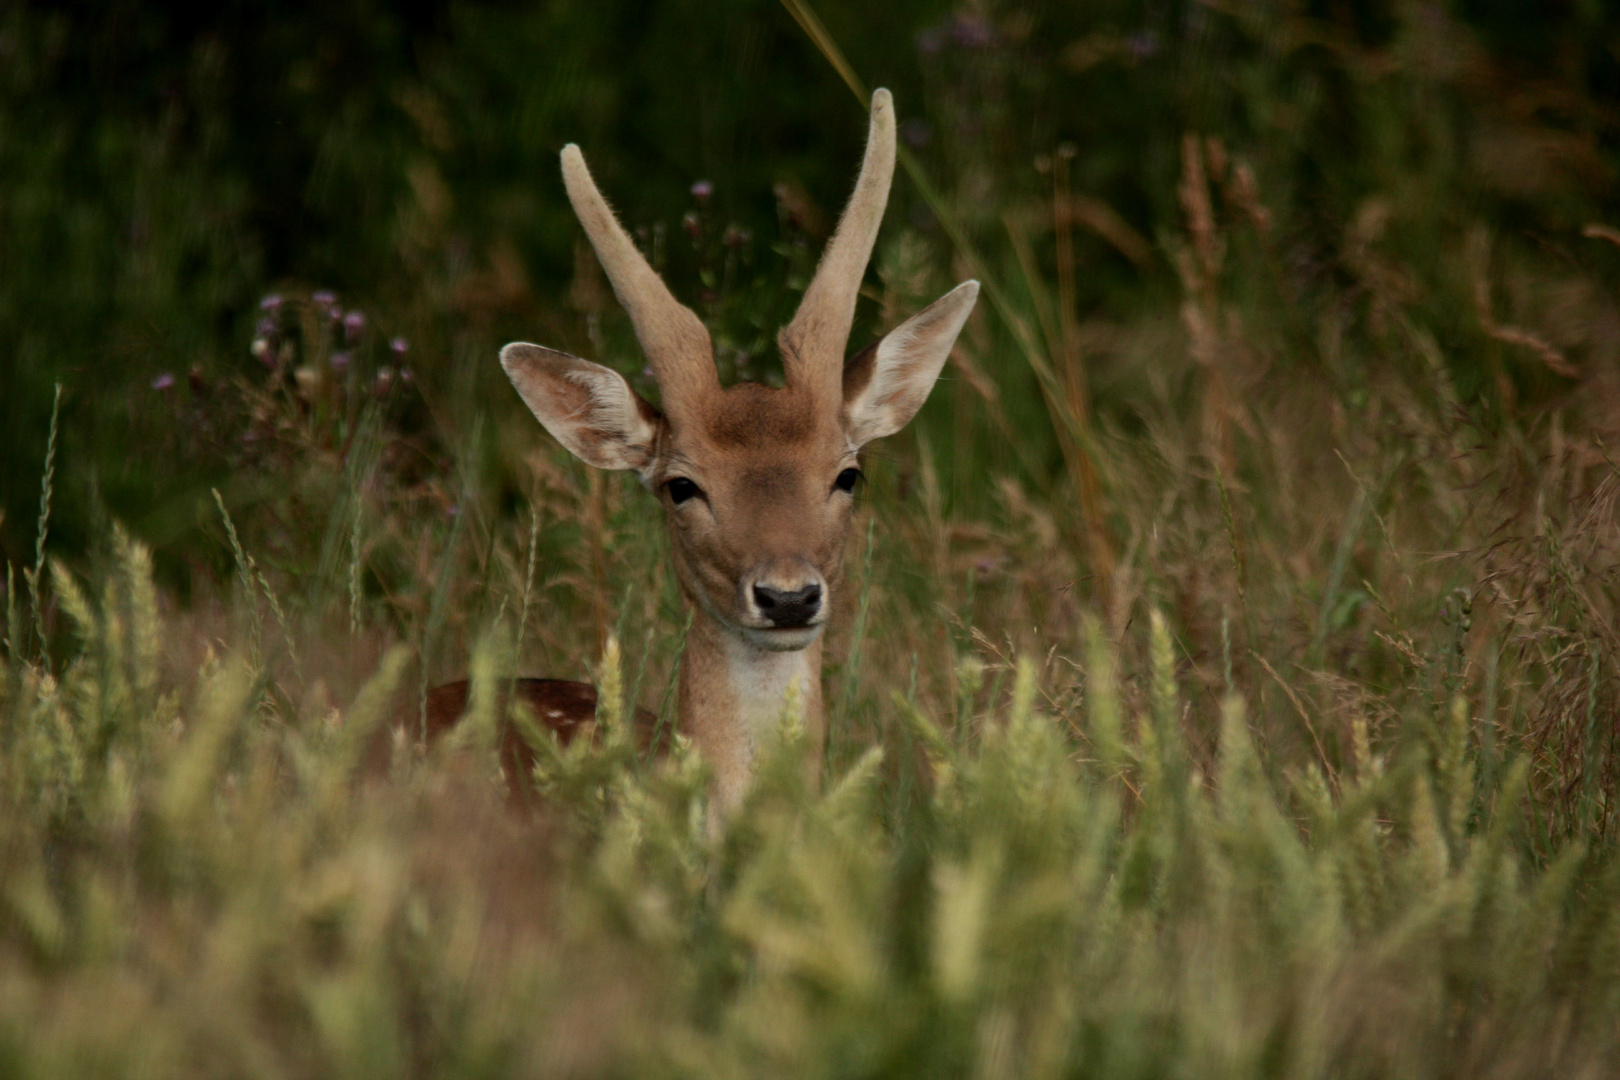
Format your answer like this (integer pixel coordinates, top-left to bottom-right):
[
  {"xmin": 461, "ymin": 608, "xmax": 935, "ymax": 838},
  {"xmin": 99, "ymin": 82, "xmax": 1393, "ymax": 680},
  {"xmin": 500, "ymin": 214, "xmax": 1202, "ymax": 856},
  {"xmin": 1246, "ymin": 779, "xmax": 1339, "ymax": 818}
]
[
  {"xmin": 501, "ymin": 343, "xmax": 661, "ymax": 473},
  {"xmin": 842, "ymin": 280, "xmax": 979, "ymax": 448}
]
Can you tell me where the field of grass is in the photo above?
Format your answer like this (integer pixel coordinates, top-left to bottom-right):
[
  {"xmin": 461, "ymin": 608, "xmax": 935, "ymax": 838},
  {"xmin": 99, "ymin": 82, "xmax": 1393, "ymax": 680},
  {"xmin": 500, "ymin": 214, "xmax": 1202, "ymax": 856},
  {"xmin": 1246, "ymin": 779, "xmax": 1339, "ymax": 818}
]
[{"xmin": 3, "ymin": 2, "xmax": 1620, "ymax": 1076}]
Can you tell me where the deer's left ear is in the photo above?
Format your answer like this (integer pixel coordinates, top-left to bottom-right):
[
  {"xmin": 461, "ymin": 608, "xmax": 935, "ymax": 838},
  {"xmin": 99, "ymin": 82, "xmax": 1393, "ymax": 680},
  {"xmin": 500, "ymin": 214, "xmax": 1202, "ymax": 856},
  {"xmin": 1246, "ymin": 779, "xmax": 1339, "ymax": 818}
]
[
  {"xmin": 501, "ymin": 342, "xmax": 661, "ymax": 474},
  {"xmin": 842, "ymin": 280, "xmax": 979, "ymax": 447}
]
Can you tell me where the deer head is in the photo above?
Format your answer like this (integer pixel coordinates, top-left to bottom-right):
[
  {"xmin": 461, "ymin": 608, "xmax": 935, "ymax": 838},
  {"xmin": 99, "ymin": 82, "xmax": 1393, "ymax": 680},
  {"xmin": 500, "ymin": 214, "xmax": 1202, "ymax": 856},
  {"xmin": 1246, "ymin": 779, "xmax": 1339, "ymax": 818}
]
[{"xmin": 500, "ymin": 90, "xmax": 977, "ymax": 808}]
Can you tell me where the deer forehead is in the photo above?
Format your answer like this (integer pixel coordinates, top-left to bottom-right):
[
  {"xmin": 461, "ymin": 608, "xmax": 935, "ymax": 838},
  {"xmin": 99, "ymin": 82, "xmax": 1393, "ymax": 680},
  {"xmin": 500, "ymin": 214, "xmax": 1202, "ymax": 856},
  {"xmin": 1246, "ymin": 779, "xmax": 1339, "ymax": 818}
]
[{"xmin": 669, "ymin": 383, "xmax": 849, "ymax": 472}]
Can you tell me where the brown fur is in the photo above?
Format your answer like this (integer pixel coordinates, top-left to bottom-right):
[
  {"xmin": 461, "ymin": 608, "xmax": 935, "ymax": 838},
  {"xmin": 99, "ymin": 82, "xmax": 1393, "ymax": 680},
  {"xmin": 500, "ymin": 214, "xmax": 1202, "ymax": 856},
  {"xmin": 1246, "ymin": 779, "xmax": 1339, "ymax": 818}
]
[
  {"xmin": 373, "ymin": 679, "xmax": 661, "ymax": 806},
  {"xmin": 432, "ymin": 90, "xmax": 978, "ymax": 823},
  {"xmin": 704, "ymin": 383, "xmax": 817, "ymax": 448}
]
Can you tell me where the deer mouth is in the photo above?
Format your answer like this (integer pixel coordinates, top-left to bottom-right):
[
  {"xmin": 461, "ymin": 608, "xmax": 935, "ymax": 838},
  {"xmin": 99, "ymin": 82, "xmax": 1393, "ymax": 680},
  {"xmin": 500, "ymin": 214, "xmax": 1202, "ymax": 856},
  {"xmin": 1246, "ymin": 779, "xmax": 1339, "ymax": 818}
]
[
  {"xmin": 740, "ymin": 623, "xmax": 826, "ymax": 652},
  {"xmin": 685, "ymin": 584, "xmax": 827, "ymax": 651}
]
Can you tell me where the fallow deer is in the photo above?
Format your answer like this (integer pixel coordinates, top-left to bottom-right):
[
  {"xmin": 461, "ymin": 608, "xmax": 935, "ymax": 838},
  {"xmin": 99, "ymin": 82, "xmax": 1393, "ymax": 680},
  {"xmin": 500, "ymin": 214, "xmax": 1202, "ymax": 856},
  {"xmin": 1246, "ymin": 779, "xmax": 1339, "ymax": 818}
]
[{"xmin": 412, "ymin": 90, "xmax": 978, "ymax": 820}]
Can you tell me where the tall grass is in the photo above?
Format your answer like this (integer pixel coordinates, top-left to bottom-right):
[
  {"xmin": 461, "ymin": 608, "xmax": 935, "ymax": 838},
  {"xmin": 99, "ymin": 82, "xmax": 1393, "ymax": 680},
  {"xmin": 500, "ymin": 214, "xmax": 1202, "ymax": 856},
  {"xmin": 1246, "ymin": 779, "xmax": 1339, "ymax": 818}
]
[
  {"xmin": 2, "ymin": 1, "xmax": 1619, "ymax": 1074},
  {"xmin": 3, "ymin": 525, "xmax": 1618, "ymax": 1076}
]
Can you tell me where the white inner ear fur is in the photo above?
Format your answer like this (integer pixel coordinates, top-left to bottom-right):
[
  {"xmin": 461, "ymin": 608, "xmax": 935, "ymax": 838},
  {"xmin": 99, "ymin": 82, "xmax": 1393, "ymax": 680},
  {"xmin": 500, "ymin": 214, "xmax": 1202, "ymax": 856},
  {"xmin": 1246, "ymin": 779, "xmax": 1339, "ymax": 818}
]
[
  {"xmin": 844, "ymin": 280, "xmax": 979, "ymax": 448},
  {"xmin": 501, "ymin": 342, "xmax": 660, "ymax": 474}
]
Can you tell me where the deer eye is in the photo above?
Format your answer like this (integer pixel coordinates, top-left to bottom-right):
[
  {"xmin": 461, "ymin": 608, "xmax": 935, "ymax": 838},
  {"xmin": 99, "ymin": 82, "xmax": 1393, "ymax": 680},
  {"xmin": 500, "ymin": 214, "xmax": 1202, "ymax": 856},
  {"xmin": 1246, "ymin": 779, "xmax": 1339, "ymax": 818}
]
[
  {"xmin": 834, "ymin": 467, "xmax": 864, "ymax": 494},
  {"xmin": 665, "ymin": 477, "xmax": 702, "ymax": 505}
]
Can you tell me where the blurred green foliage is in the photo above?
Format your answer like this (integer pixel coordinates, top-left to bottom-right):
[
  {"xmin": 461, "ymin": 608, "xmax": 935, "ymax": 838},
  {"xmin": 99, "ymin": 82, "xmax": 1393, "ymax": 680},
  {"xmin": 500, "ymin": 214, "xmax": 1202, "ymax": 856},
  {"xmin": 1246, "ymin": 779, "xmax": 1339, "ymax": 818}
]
[
  {"xmin": 3, "ymin": 540, "xmax": 1619, "ymax": 1076},
  {"xmin": 4, "ymin": 0, "xmax": 1619, "ymax": 563}
]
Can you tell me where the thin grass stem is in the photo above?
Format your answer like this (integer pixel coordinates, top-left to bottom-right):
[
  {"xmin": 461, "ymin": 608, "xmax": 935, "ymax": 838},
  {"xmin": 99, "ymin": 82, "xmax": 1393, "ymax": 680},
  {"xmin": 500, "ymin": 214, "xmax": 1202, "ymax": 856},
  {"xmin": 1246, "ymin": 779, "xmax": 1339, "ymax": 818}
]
[{"xmin": 28, "ymin": 383, "xmax": 62, "ymax": 661}]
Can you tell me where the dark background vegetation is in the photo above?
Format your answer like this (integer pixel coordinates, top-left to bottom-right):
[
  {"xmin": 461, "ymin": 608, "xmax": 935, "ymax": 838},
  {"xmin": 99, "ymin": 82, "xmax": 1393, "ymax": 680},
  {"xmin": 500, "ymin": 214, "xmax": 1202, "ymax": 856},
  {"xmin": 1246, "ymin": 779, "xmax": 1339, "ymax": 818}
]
[{"xmin": 5, "ymin": 0, "xmax": 1618, "ymax": 564}]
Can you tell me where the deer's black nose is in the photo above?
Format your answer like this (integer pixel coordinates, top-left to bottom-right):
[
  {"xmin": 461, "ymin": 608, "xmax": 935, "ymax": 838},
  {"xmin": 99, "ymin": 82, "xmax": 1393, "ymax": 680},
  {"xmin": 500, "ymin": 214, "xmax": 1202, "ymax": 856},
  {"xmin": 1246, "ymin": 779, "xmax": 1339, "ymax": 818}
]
[{"xmin": 752, "ymin": 582, "xmax": 822, "ymax": 628}]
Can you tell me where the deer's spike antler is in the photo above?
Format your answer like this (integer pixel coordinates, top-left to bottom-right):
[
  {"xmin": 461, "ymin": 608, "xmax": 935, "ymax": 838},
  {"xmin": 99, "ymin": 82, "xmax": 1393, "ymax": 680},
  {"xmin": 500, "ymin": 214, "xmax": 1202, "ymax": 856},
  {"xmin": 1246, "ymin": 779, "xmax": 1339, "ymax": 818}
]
[
  {"xmin": 778, "ymin": 88, "xmax": 897, "ymax": 404},
  {"xmin": 560, "ymin": 144, "xmax": 719, "ymax": 424}
]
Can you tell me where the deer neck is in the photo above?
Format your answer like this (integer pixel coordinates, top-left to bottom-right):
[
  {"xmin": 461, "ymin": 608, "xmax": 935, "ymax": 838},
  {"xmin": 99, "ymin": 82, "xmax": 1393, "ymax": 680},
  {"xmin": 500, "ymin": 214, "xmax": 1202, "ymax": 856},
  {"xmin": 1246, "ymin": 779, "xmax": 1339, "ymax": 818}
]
[{"xmin": 678, "ymin": 610, "xmax": 825, "ymax": 817}]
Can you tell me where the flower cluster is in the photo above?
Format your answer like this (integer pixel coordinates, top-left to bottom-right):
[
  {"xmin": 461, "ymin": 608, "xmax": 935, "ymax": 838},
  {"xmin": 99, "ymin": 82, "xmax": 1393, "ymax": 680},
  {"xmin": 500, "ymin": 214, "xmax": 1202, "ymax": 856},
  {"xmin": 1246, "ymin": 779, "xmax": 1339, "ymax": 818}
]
[
  {"xmin": 248, "ymin": 290, "xmax": 410, "ymax": 390},
  {"xmin": 915, "ymin": 12, "xmax": 997, "ymax": 54},
  {"xmin": 144, "ymin": 288, "xmax": 438, "ymax": 485}
]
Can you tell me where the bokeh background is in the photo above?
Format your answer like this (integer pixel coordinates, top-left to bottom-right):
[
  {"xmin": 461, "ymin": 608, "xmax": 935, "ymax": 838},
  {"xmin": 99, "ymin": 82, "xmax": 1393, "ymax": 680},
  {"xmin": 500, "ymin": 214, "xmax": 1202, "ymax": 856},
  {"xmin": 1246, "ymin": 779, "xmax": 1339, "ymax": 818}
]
[{"xmin": 6, "ymin": 0, "xmax": 1618, "ymax": 565}]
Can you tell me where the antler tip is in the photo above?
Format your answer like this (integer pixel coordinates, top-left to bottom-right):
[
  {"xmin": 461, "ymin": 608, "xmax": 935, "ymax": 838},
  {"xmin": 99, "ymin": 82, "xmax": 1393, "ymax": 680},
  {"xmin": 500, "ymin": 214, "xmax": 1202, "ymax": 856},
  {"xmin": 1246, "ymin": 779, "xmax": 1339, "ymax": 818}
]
[
  {"xmin": 868, "ymin": 89, "xmax": 895, "ymax": 144},
  {"xmin": 559, "ymin": 144, "xmax": 599, "ymax": 203}
]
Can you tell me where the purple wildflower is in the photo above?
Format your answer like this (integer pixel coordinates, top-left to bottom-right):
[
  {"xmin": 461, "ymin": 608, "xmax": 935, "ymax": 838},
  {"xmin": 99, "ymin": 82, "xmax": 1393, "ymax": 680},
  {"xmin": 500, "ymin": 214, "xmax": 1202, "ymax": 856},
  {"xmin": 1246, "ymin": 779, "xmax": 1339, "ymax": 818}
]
[
  {"xmin": 151, "ymin": 373, "xmax": 175, "ymax": 391},
  {"xmin": 343, "ymin": 310, "xmax": 365, "ymax": 342},
  {"xmin": 312, "ymin": 290, "xmax": 337, "ymax": 309},
  {"xmin": 390, "ymin": 337, "xmax": 409, "ymax": 356},
  {"xmin": 690, "ymin": 179, "xmax": 713, "ymax": 201},
  {"xmin": 259, "ymin": 293, "xmax": 283, "ymax": 311},
  {"xmin": 901, "ymin": 118, "xmax": 932, "ymax": 149},
  {"xmin": 951, "ymin": 14, "xmax": 994, "ymax": 48},
  {"xmin": 330, "ymin": 352, "xmax": 351, "ymax": 372}
]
